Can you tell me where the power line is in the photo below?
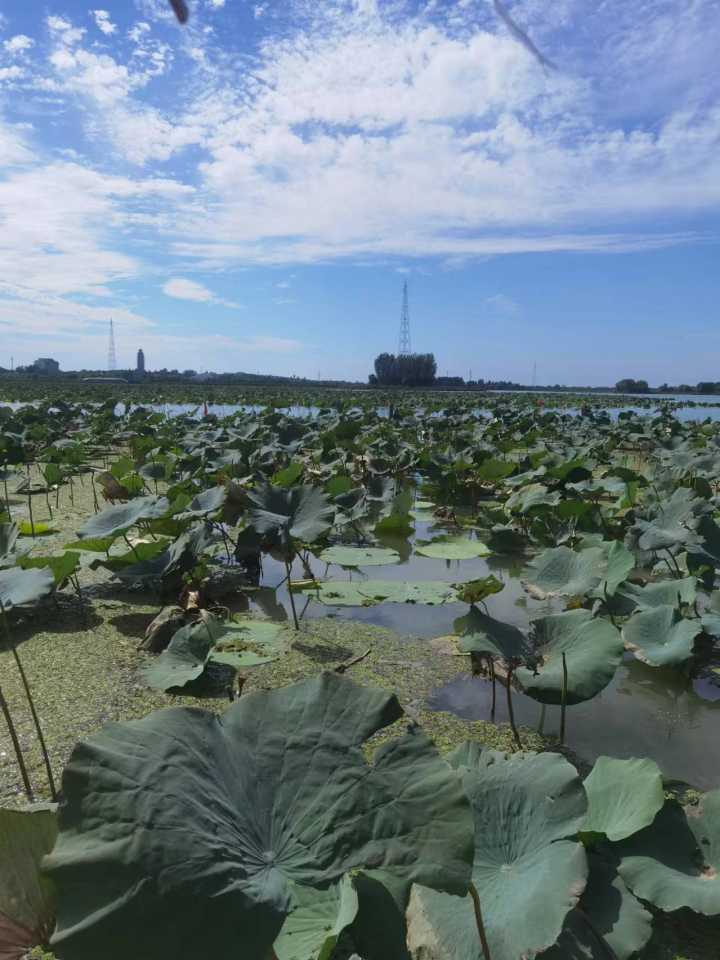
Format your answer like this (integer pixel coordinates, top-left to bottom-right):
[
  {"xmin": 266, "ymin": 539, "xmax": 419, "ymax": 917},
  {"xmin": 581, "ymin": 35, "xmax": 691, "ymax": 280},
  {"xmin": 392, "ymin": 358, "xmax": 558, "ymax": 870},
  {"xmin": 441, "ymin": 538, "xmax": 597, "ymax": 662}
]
[{"xmin": 398, "ymin": 280, "xmax": 411, "ymax": 355}]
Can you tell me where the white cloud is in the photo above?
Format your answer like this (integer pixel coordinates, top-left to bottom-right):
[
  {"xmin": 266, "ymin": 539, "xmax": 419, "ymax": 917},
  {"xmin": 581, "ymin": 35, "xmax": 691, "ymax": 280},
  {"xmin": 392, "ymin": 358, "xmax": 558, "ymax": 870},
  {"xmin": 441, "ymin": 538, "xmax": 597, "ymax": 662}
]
[
  {"xmin": 484, "ymin": 294, "xmax": 521, "ymax": 316},
  {"xmin": 0, "ymin": 66, "xmax": 24, "ymax": 82},
  {"xmin": 92, "ymin": 10, "xmax": 117, "ymax": 36},
  {"xmin": 209, "ymin": 0, "xmax": 227, "ymax": 7},
  {"xmin": 3, "ymin": 35, "xmax": 34, "ymax": 55},
  {"xmin": 163, "ymin": 277, "xmax": 240, "ymax": 307}
]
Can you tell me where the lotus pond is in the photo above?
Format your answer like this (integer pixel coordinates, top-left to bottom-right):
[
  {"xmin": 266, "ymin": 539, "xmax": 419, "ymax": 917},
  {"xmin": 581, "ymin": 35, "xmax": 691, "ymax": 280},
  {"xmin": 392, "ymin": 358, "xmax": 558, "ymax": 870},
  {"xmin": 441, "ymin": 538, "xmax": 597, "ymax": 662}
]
[{"xmin": 2, "ymin": 387, "xmax": 720, "ymax": 960}]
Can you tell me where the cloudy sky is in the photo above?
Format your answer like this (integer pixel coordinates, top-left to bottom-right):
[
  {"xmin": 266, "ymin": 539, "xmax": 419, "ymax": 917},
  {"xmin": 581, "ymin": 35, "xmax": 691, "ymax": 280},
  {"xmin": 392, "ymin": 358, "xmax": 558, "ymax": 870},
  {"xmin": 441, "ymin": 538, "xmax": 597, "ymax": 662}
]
[{"xmin": 0, "ymin": 0, "xmax": 718, "ymax": 383}]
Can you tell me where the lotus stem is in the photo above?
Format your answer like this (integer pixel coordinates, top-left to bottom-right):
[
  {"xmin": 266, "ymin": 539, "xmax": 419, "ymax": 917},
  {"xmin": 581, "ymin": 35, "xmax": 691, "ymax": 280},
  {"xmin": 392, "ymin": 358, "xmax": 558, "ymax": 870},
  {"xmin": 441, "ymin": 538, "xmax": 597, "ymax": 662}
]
[
  {"xmin": 469, "ymin": 882, "xmax": 492, "ymax": 960},
  {"xmin": 560, "ymin": 652, "xmax": 568, "ymax": 745},
  {"xmin": 488, "ymin": 657, "xmax": 496, "ymax": 720},
  {"xmin": 285, "ymin": 557, "xmax": 299, "ymax": 630},
  {"xmin": 0, "ymin": 683, "xmax": 33, "ymax": 801},
  {"xmin": 3, "ymin": 477, "xmax": 11, "ymax": 518},
  {"xmin": 0, "ymin": 599, "xmax": 57, "ymax": 801},
  {"xmin": 505, "ymin": 666, "xmax": 521, "ymax": 750},
  {"xmin": 27, "ymin": 491, "xmax": 35, "ymax": 539},
  {"xmin": 537, "ymin": 702, "xmax": 546, "ymax": 735}
]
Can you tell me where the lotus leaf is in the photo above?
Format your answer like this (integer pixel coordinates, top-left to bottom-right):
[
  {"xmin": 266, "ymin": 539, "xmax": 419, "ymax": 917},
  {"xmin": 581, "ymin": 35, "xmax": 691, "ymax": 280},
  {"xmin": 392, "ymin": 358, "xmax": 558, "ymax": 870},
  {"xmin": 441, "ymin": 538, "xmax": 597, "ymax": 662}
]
[
  {"xmin": 312, "ymin": 580, "xmax": 457, "ymax": 606},
  {"xmin": 143, "ymin": 614, "xmax": 228, "ymax": 691},
  {"xmin": 178, "ymin": 485, "xmax": 227, "ymax": 517},
  {"xmin": 583, "ymin": 757, "xmax": 664, "ymax": 841},
  {"xmin": 505, "ymin": 483, "xmax": 561, "ymax": 515},
  {"xmin": 407, "ymin": 746, "xmax": 588, "ymax": 960},
  {"xmin": 541, "ymin": 854, "xmax": 652, "ymax": 960},
  {"xmin": 0, "ymin": 805, "xmax": 58, "ymax": 960},
  {"xmin": 248, "ymin": 483, "xmax": 334, "ymax": 547},
  {"xmin": 452, "ymin": 575, "xmax": 504, "ymax": 605},
  {"xmin": 0, "ymin": 523, "xmax": 19, "ymax": 560},
  {"xmin": 632, "ymin": 487, "xmax": 705, "ymax": 552},
  {"xmin": 79, "ymin": 495, "xmax": 170, "ymax": 539},
  {"xmin": 622, "ymin": 604, "xmax": 702, "ymax": 667},
  {"xmin": 318, "ymin": 546, "xmax": 401, "ymax": 567},
  {"xmin": 211, "ymin": 619, "xmax": 286, "ymax": 667},
  {"xmin": 46, "ymin": 672, "xmax": 473, "ymax": 960},
  {"xmin": 17, "ymin": 552, "xmax": 80, "ymax": 588},
  {"xmin": 515, "ymin": 610, "xmax": 623, "ymax": 705},
  {"xmin": 456, "ymin": 607, "xmax": 534, "ymax": 665},
  {"xmin": 274, "ymin": 875, "xmax": 359, "ymax": 960},
  {"xmin": 523, "ymin": 546, "xmax": 605, "ymax": 599},
  {"xmin": 18, "ymin": 522, "xmax": 56, "ymax": 537},
  {"xmin": 415, "ymin": 537, "xmax": 490, "ymax": 561},
  {"xmin": 618, "ymin": 793, "xmax": 720, "ymax": 915},
  {"xmin": 0, "ymin": 567, "xmax": 54, "ymax": 609},
  {"xmin": 618, "ymin": 576, "xmax": 697, "ymax": 611}
]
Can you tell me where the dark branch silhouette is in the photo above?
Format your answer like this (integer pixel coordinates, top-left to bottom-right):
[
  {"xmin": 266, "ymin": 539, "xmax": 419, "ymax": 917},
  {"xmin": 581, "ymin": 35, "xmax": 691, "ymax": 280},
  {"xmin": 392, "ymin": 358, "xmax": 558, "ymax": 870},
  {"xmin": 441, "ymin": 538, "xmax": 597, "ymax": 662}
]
[
  {"xmin": 169, "ymin": 0, "xmax": 189, "ymax": 23},
  {"xmin": 492, "ymin": 0, "xmax": 556, "ymax": 70}
]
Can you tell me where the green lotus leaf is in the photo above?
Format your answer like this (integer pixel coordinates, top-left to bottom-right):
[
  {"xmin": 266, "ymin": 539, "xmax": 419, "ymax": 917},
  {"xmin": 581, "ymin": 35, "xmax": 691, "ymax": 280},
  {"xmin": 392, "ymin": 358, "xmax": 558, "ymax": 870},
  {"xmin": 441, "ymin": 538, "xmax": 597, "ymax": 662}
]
[
  {"xmin": 541, "ymin": 854, "xmax": 652, "ymax": 960},
  {"xmin": 318, "ymin": 546, "xmax": 401, "ymax": 567},
  {"xmin": 90, "ymin": 539, "xmax": 171, "ymax": 573},
  {"xmin": 598, "ymin": 540, "xmax": 635, "ymax": 596},
  {"xmin": 143, "ymin": 614, "xmax": 228, "ymax": 691},
  {"xmin": 456, "ymin": 607, "xmax": 534, "ymax": 665},
  {"xmin": 633, "ymin": 487, "xmax": 705, "ymax": 552},
  {"xmin": 505, "ymin": 483, "xmax": 561, "ymax": 515},
  {"xmin": 272, "ymin": 462, "xmax": 304, "ymax": 487},
  {"xmin": 452, "ymin": 575, "xmax": 504, "ymax": 605},
  {"xmin": 311, "ymin": 580, "xmax": 457, "ymax": 606},
  {"xmin": 274, "ymin": 875, "xmax": 359, "ymax": 960},
  {"xmin": 0, "ymin": 567, "xmax": 54, "ymax": 610},
  {"xmin": 515, "ymin": 609, "xmax": 623, "ymax": 705},
  {"xmin": 374, "ymin": 514, "xmax": 413, "ymax": 537},
  {"xmin": 415, "ymin": 537, "xmax": 490, "ymax": 561},
  {"xmin": 617, "ymin": 793, "xmax": 720, "ymax": 915},
  {"xmin": 0, "ymin": 805, "xmax": 58, "ymax": 960},
  {"xmin": 18, "ymin": 522, "xmax": 57, "ymax": 538},
  {"xmin": 116, "ymin": 523, "xmax": 212, "ymax": 582},
  {"xmin": 622, "ymin": 604, "xmax": 702, "ymax": 667},
  {"xmin": 46, "ymin": 672, "xmax": 473, "ymax": 960},
  {"xmin": 63, "ymin": 536, "xmax": 117, "ymax": 553},
  {"xmin": 17, "ymin": 552, "xmax": 80, "ymax": 588},
  {"xmin": 248, "ymin": 483, "xmax": 335, "ymax": 546},
  {"xmin": 177, "ymin": 485, "xmax": 227, "ymax": 518},
  {"xmin": 79, "ymin": 495, "xmax": 170, "ymax": 539},
  {"xmin": 583, "ymin": 757, "xmax": 664, "ymax": 841},
  {"xmin": 407, "ymin": 746, "xmax": 588, "ymax": 960},
  {"xmin": 523, "ymin": 546, "xmax": 605, "ymax": 599},
  {"xmin": 618, "ymin": 576, "xmax": 697, "ymax": 611},
  {"xmin": 211, "ymin": 619, "xmax": 286, "ymax": 668},
  {"xmin": 475, "ymin": 458, "xmax": 516, "ymax": 483}
]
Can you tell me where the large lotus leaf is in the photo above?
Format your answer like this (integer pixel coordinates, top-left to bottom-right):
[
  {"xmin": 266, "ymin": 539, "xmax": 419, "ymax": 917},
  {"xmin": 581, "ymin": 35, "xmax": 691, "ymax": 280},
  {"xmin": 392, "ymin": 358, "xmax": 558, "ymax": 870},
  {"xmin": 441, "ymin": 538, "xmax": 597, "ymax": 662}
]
[
  {"xmin": 79, "ymin": 495, "xmax": 170, "ymax": 539},
  {"xmin": 318, "ymin": 546, "xmax": 401, "ymax": 567},
  {"xmin": 117, "ymin": 523, "xmax": 213, "ymax": 581},
  {"xmin": 583, "ymin": 757, "xmax": 664, "ymax": 841},
  {"xmin": 598, "ymin": 541, "xmax": 635, "ymax": 596},
  {"xmin": 408, "ymin": 746, "xmax": 588, "ymax": 960},
  {"xmin": 633, "ymin": 487, "xmax": 705, "ymax": 552},
  {"xmin": 475, "ymin": 458, "xmax": 516, "ymax": 483},
  {"xmin": 0, "ymin": 567, "xmax": 54, "ymax": 610},
  {"xmin": 415, "ymin": 537, "xmax": 491, "ymax": 561},
  {"xmin": 617, "ymin": 793, "xmax": 720, "ymax": 915},
  {"xmin": 177, "ymin": 485, "xmax": 227, "ymax": 518},
  {"xmin": 505, "ymin": 483, "xmax": 561, "ymax": 515},
  {"xmin": 248, "ymin": 483, "xmax": 334, "ymax": 545},
  {"xmin": 456, "ymin": 607, "xmax": 534, "ymax": 665},
  {"xmin": 143, "ymin": 614, "xmax": 227, "ymax": 691},
  {"xmin": 524, "ymin": 546, "xmax": 605, "ymax": 599},
  {"xmin": 0, "ymin": 805, "xmax": 58, "ymax": 960},
  {"xmin": 17, "ymin": 552, "xmax": 80, "ymax": 587},
  {"xmin": 312, "ymin": 580, "xmax": 457, "ymax": 607},
  {"xmin": 618, "ymin": 576, "xmax": 697, "ymax": 611},
  {"xmin": 541, "ymin": 855, "xmax": 652, "ymax": 960},
  {"xmin": 452, "ymin": 575, "xmax": 504, "ymax": 605},
  {"xmin": 622, "ymin": 604, "xmax": 702, "ymax": 667},
  {"xmin": 274, "ymin": 875, "xmax": 359, "ymax": 960},
  {"xmin": 46, "ymin": 672, "xmax": 473, "ymax": 960},
  {"xmin": 515, "ymin": 610, "xmax": 623, "ymax": 706},
  {"xmin": 211, "ymin": 619, "xmax": 286, "ymax": 667},
  {"xmin": 93, "ymin": 539, "xmax": 171, "ymax": 573}
]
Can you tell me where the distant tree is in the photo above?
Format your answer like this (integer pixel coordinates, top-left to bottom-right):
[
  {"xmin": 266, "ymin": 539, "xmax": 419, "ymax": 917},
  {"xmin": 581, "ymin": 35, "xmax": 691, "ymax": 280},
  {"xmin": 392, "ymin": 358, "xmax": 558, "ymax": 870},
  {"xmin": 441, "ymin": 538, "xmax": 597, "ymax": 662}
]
[
  {"xmin": 615, "ymin": 379, "xmax": 649, "ymax": 394},
  {"xmin": 371, "ymin": 352, "xmax": 436, "ymax": 387},
  {"xmin": 697, "ymin": 382, "xmax": 720, "ymax": 394}
]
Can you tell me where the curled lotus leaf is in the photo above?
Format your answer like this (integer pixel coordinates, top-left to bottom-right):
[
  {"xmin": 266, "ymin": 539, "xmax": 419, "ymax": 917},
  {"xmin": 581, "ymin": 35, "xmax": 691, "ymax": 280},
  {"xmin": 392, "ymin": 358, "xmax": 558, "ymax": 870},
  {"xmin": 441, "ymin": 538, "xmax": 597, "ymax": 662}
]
[
  {"xmin": 456, "ymin": 607, "xmax": 534, "ymax": 665},
  {"xmin": 622, "ymin": 604, "xmax": 702, "ymax": 667},
  {"xmin": 274, "ymin": 875, "xmax": 359, "ymax": 960},
  {"xmin": 0, "ymin": 567, "xmax": 54, "ymax": 610},
  {"xmin": 248, "ymin": 482, "xmax": 334, "ymax": 546},
  {"xmin": 45, "ymin": 672, "xmax": 473, "ymax": 960},
  {"xmin": 79, "ymin": 495, "xmax": 170, "ymax": 539},
  {"xmin": 318, "ymin": 546, "xmax": 401, "ymax": 567},
  {"xmin": 515, "ymin": 610, "xmax": 623, "ymax": 706},
  {"xmin": 617, "ymin": 792, "xmax": 720, "ymax": 915},
  {"xmin": 143, "ymin": 614, "xmax": 227, "ymax": 691},
  {"xmin": 407, "ymin": 746, "xmax": 588, "ymax": 960},
  {"xmin": 583, "ymin": 756, "xmax": 665, "ymax": 842}
]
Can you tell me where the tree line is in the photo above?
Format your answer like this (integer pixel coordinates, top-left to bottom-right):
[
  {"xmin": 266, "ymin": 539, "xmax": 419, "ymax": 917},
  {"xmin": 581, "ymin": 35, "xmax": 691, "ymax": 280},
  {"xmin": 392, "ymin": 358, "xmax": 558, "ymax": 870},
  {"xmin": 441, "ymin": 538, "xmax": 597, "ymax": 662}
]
[{"xmin": 369, "ymin": 353, "xmax": 437, "ymax": 386}]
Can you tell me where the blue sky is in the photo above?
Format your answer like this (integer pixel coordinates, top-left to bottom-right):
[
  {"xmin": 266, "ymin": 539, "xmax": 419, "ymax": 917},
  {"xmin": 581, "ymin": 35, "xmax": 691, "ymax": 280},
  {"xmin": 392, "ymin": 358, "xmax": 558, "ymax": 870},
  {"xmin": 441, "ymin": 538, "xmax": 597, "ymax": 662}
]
[{"xmin": 0, "ymin": 0, "xmax": 718, "ymax": 383}]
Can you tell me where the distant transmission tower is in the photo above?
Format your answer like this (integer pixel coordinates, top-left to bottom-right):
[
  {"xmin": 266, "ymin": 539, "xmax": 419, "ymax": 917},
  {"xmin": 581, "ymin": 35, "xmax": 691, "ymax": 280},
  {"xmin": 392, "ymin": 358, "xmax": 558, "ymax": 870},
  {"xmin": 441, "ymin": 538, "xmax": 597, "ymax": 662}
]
[
  {"xmin": 398, "ymin": 281, "xmax": 412, "ymax": 355},
  {"xmin": 107, "ymin": 319, "xmax": 117, "ymax": 371}
]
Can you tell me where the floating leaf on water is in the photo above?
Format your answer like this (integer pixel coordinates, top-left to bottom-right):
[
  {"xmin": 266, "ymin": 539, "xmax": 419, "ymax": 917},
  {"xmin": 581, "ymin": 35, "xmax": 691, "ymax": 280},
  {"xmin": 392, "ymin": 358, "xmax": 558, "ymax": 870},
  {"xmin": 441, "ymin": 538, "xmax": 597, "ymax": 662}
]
[
  {"xmin": 211, "ymin": 619, "xmax": 286, "ymax": 668},
  {"xmin": 452, "ymin": 575, "xmax": 504, "ymax": 605},
  {"xmin": 318, "ymin": 546, "xmax": 401, "ymax": 567},
  {"xmin": 415, "ymin": 536, "xmax": 490, "ymax": 561},
  {"xmin": 310, "ymin": 580, "xmax": 457, "ymax": 607}
]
